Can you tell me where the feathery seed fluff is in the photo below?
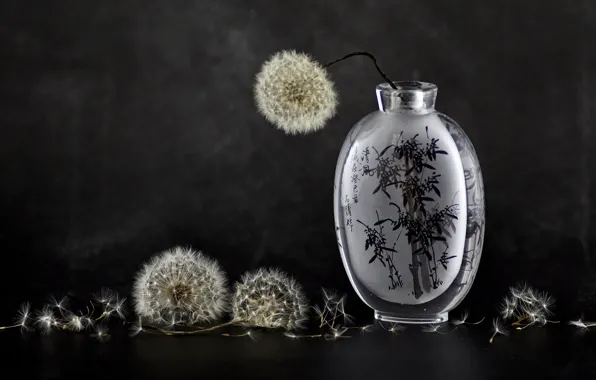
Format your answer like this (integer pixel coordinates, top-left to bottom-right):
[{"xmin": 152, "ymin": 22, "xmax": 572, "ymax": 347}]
[
  {"xmin": 254, "ymin": 50, "xmax": 338, "ymax": 134},
  {"xmin": 133, "ymin": 246, "xmax": 228, "ymax": 326}
]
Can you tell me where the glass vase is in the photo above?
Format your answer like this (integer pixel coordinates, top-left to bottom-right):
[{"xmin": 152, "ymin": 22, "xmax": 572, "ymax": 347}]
[{"xmin": 333, "ymin": 81, "xmax": 485, "ymax": 324}]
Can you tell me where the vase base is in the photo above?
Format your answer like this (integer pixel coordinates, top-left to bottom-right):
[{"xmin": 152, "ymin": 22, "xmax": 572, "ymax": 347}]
[{"xmin": 374, "ymin": 310, "xmax": 448, "ymax": 324}]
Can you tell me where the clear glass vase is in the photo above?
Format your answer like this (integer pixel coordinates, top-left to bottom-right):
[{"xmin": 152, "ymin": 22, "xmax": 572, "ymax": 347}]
[{"xmin": 333, "ymin": 81, "xmax": 485, "ymax": 324}]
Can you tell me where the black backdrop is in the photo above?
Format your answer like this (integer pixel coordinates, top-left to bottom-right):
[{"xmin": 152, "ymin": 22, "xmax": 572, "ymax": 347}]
[{"xmin": 1, "ymin": 0, "xmax": 595, "ymax": 321}]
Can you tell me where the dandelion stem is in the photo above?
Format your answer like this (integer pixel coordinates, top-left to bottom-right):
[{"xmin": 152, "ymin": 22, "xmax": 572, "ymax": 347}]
[
  {"xmin": 221, "ymin": 332, "xmax": 252, "ymax": 338},
  {"xmin": 292, "ymin": 334, "xmax": 324, "ymax": 339},
  {"xmin": 0, "ymin": 324, "xmax": 20, "ymax": 330},
  {"xmin": 511, "ymin": 315, "xmax": 529, "ymax": 326},
  {"xmin": 144, "ymin": 320, "xmax": 246, "ymax": 336},
  {"xmin": 515, "ymin": 323, "xmax": 534, "ymax": 331},
  {"xmin": 466, "ymin": 317, "xmax": 485, "ymax": 325},
  {"xmin": 489, "ymin": 331, "xmax": 498, "ymax": 344},
  {"xmin": 323, "ymin": 52, "xmax": 398, "ymax": 90}
]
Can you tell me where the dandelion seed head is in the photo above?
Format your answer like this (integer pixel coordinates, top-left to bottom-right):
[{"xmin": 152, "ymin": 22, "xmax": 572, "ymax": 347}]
[
  {"xmin": 254, "ymin": 50, "xmax": 338, "ymax": 134},
  {"xmin": 133, "ymin": 246, "xmax": 229, "ymax": 326},
  {"xmin": 231, "ymin": 268, "xmax": 309, "ymax": 330}
]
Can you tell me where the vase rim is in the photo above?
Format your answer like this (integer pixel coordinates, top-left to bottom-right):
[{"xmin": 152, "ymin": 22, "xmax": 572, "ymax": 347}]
[
  {"xmin": 377, "ymin": 81, "xmax": 438, "ymax": 92},
  {"xmin": 375, "ymin": 81, "xmax": 438, "ymax": 114}
]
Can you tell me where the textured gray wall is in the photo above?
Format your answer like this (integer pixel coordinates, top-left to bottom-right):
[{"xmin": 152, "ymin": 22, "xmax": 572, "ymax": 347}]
[{"xmin": 1, "ymin": 0, "xmax": 595, "ymax": 317}]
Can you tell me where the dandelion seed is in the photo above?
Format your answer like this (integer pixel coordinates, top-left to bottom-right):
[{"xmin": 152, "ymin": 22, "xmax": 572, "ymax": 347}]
[
  {"xmin": 389, "ymin": 324, "xmax": 404, "ymax": 334},
  {"xmin": 452, "ymin": 310, "xmax": 469, "ymax": 326},
  {"xmin": 35, "ymin": 306, "xmax": 57, "ymax": 334},
  {"xmin": 316, "ymin": 289, "xmax": 353, "ymax": 329},
  {"xmin": 94, "ymin": 288, "xmax": 116, "ymax": 305},
  {"xmin": 16, "ymin": 302, "xmax": 32, "ymax": 331},
  {"xmin": 336, "ymin": 296, "xmax": 354, "ymax": 325},
  {"xmin": 81, "ymin": 316, "xmax": 94, "ymax": 328},
  {"xmin": 422, "ymin": 324, "xmax": 443, "ymax": 333},
  {"xmin": 360, "ymin": 325, "xmax": 374, "ymax": 333},
  {"xmin": 500, "ymin": 297, "xmax": 516, "ymax": 320},
  {"xmin": 489, "ymin": 318, "xmax": 508, "ymax": 343},
  {"xmin": 129, "ymin": 318, "xmax": 144, "ymax": 337},
  {"xmin": 254, "ymin": 50, "xmax": 338, "ymax": 135},
  {"xmin": 535, "ymin": 291, "xmax": 554, "ymax": 316},
  {"xmin": 284, "ymin": 331, "xmax": 298, "ymax": 339},
  {"xmin": 48, "ymin": 295, "xmax": 68, "ymax": 310},
  {"xmin": 380, "ymin": 322, "xmax": 405, "ymax": 335},
  {"xmin": 568, "ymin": 318, "xmax": 596, "ymax": 329},
  {"xmin": 569, "ymin": 320, "xmax": 587, "ymax": 329},
  {"xmin": 324, "ymin": 327, "xmax": 348, "ymax": 341},
  {"xmin": 510, "ymin": 283, "xmax": 528, "ymax": 300},
  {"xmin": 113, "ymin": 296, "xmax": 127, "ymax": 319},
  {"xmin": 92, "ymin": 326, "xmax": 110, "ymax": 342},
  {"xmin": 70, "ymin": 315, "xmax": 84, "ymax": 331}
]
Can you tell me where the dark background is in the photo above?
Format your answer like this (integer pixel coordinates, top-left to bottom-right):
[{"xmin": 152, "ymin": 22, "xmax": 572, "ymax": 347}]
[{"xmin": 1, "ymin": 0, "xmax": 596, "ymax": 323}]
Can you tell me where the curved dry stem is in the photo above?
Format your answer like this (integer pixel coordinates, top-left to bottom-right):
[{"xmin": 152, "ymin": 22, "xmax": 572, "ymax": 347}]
[
  {"xmin": 323, "ymin": 52, "xmax": 397, "ymax": 90},
  {"xmin": 144, "ymin": 320, "xmax": 246, "ymax": 336},
  {"xmin": 0, "ymin": 325, "xmax": 20, "ymax": 331}
]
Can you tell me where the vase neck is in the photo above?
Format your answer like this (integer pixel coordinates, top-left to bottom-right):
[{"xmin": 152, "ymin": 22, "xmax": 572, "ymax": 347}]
[{"xmin": 376, "ymin": 81, "xmax": 437, "ymax": 115}]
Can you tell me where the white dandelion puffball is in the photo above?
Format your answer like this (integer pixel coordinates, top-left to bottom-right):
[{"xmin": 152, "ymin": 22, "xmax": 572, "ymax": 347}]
[
  {"xmin": 254, "ymin": 50, "xmax": 338, "ymax": 134},
  {"xmin": 133, "ymin": 246, "xmax": 228, "ymax": 326},
  {"xmin": 232, "ymin": 268, "xmax": 309, "ymax": 330}
]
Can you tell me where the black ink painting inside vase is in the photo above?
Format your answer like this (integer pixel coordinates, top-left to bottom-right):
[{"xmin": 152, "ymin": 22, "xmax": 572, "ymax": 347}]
[{"xmin": 334, "ymin": 82, "xmax": 484, "ymax": 324}]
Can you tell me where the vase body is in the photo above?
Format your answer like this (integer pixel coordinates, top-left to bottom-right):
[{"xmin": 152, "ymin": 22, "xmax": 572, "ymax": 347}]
[{"xmin": 333, "ymin": 81, "xmax": 485, "ymax": 324}]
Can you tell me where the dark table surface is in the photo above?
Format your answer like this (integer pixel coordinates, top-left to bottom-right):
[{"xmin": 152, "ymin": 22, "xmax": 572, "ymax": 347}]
[{"xmin": 3, "ymin": 322, "xmax": 596, "ymax": 380}]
